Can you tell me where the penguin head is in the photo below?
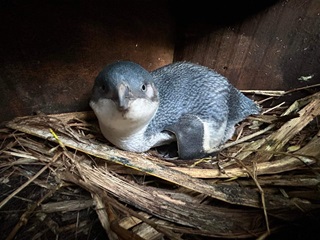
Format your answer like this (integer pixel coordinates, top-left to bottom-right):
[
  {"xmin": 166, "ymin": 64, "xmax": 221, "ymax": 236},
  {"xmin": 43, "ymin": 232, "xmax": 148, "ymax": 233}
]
[{"xmin": 90, "ymin": 61, "xmax": 159, "ymax": 133}]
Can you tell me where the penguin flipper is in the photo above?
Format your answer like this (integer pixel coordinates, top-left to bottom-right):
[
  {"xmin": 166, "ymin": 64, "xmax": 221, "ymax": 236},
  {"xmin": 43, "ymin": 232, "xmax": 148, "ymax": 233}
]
[{"xmin": 165, "ymin": 115, "xmax": 220, "ymax": 160}]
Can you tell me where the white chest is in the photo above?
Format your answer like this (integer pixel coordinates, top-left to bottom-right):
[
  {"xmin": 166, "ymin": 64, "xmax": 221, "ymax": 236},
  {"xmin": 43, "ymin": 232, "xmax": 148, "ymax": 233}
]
[{"xmin": 90, "ymin": 97, "xmax": 172, "ymax": 152}]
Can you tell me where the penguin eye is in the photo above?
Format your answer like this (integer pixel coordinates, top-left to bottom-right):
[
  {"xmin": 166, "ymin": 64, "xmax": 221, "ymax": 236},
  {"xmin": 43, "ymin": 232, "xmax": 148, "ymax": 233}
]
[
  {"xmin": 141, "ymin": 84, "xmax": 146, "ymax": 92},
  {"xmin": 101, "ymin": 84, "xmax": 107, "ymax": 92}
]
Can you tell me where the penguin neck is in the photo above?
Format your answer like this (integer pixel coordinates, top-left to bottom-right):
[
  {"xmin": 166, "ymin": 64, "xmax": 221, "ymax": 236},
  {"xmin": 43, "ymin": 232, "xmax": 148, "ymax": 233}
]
[
  {"xmin": 99, "ymin": 117, "xmax": 150, "ymax": 140},
  {"xmin": 92, "ymin": 98, "xmax": 160, "ymax": 151},
  {"xmin": 99, "ymin": 116, "xmax": 162, "ymax": 153}
]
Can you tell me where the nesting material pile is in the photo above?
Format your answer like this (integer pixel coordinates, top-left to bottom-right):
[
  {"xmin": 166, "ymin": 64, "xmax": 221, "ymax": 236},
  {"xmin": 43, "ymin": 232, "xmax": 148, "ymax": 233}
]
[{"xmin": 1, "ymin": 88, "xmax": 320, "ymax": 240}]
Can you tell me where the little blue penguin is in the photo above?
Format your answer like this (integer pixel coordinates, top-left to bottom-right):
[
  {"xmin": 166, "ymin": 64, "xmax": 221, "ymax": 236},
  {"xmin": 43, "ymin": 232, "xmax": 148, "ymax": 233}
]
[{"xmin": 89, "ymin": 61, "xmax": 261, "ymax": 160}]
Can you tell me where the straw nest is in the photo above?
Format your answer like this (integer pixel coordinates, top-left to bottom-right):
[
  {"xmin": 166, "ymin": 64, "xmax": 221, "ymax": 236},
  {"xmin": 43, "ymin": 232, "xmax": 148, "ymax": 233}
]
[{"xmin": 1, "ymin": 86, "xmax": 320, "ymax": 240}]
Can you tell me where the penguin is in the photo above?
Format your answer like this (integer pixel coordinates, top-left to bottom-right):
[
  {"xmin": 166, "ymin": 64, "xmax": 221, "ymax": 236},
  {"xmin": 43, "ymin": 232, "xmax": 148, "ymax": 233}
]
[{"xmin": 89, "ymin": 61, "xmax": 261, "ymax": 160}]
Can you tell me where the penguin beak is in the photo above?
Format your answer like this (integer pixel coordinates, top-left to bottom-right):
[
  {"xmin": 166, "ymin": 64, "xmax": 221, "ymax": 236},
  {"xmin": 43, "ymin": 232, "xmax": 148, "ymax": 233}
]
[{"xmin": 117, "ymin": 83, "xmax": 130, "ymax": 111}]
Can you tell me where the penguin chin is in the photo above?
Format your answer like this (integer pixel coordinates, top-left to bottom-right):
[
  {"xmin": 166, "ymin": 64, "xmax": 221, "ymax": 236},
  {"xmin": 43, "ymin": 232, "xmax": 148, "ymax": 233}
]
[
  {"xmin": 124, "ymin": 98, "xmax": 158, "ymax": 123},
  {"xmin": 90, "ymin": 98, "xmax": 158, "ymax": 134}
]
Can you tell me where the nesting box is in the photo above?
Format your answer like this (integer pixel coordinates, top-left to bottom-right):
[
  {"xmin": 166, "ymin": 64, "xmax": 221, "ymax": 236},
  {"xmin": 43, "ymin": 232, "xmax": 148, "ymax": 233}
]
[{"xmin": 1, "ymin": 0, "xmax": 320, "ymax": 239}]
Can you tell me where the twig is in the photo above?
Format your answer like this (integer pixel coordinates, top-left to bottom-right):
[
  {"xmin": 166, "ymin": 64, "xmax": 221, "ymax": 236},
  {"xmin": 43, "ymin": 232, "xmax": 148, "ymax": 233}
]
[
  {"xmin": 50, "ymin": 128, "xmax": 67, "ymax": 151},
  {"xmin": 220, "ymin": 124, "xmax": 275, "ymax": 151},
  {"xmin": 261, "ymin": 102, "xmax": 286, "ymax": 115},
  {"xmin": 241, "ymin": 83, "xmax": 320, "ymax": 97},
  {"xmin": 240, "ymin": 90, "xmax": 285, "ymax": 97},
  {"xmin": 93, "ymin": 194, "xmax": 120, "ymax": 240},
  {"xmin": 5, "ymin": 167, "xmax": 62, "ymax": 240},
  {"xmin": 284, "ymin": 83, "xmax": 320, "ymax": 94},
  {"xmin": 0, "ymin": 152, "xmax": 62, "ymax": 209},
  {"xmin": 233, "ymin": 157, "xmax": 270, "ymax": 235}
]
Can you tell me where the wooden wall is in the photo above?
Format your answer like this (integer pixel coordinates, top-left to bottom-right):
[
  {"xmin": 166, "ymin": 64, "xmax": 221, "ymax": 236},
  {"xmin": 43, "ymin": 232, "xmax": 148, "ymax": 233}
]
[
  {"xmin": 173, "ymin": 0, "xmax": 320, "ymax": 90},
  {"xmin": 1, "ymin": 0, "xmax": 319, "ymax": 123},
  {"xmin": 0, "ymin": 0, "xmax": 175, "ymax": 122}
]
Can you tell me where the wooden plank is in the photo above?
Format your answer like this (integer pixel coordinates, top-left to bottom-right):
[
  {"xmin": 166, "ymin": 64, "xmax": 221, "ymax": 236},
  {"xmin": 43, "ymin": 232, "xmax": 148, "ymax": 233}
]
[{"xmin": 174, "ymin": 0, "xmax": 320, "ymax": 90}]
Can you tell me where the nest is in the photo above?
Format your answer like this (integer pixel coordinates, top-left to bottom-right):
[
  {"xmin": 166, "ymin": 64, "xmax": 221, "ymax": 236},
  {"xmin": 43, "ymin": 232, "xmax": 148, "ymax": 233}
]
[{"xmin": 1, "ymin": 86, "xmax": 320, "ymax": 240}]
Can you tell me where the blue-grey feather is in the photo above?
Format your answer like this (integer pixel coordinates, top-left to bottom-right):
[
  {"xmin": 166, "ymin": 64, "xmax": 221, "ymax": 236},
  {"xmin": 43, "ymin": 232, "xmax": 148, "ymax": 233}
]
[{"xmin": 145, "ymin": 62, "xmax": 260, "ymax": 138}]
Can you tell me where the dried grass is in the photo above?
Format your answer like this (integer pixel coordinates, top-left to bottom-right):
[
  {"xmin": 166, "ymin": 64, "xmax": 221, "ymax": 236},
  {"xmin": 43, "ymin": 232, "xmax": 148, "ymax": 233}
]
[{"xmin": 1, "ymin": 87, "xmax": 320, "ymax": 240}]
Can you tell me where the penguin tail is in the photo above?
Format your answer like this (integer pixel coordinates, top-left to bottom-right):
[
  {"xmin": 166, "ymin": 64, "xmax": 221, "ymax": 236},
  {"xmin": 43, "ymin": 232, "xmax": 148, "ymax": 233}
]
[{"xmin": 228, "ymin": 87, "xmax": 261, "ymax": 124}]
